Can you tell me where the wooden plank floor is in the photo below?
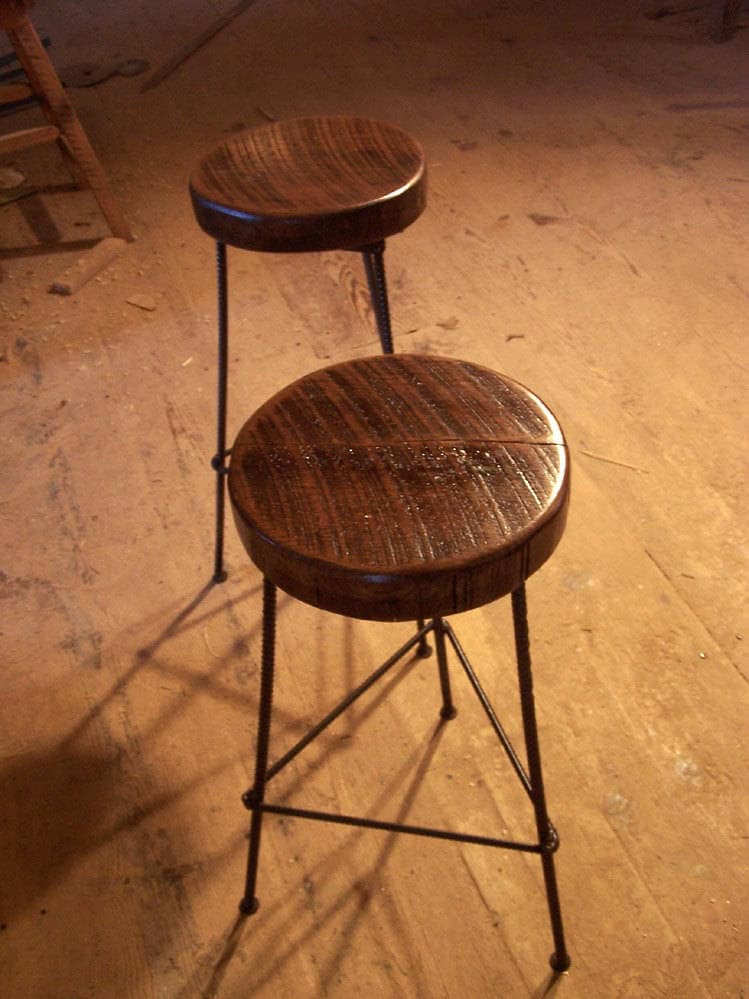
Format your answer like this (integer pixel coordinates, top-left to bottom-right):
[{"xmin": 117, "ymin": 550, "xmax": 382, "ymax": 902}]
[{"xmin": 1, "ymin": 1, "xmax": 746, "ymax": 995}]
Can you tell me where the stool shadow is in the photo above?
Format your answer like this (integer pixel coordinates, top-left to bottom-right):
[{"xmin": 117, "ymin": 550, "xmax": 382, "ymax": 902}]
[
  {"xmin": 205, "ymin": 717, "xmax": 451, "ymax": 995},
  {"xmin": 0, "ymin": 744, "xmax": 120, "ymax": 926},
  {"xmin": 533, "ymin": 969, "xmax": 569, "ymax": 996},
  {"xmin": 318, "ymin": 717, "xmax": 449, "ymax": 992},
  {"xmin": 0, "ymin": 188, "xmax": 103, "ymax": 258},
  {"xmin": 63, "ymin": 580, "xmax": 220, "ymax": 748},
  {"xmin": 68, "ymin": 577, "xmax": 294, "ymax": 755},
  {"xmin": 271, "ymin": 641, "xmax": 426, "ymax": 806},
  {"xmin": 133, "ymin": 581, "xmax": 337, "ymax": 748},
  {"xmin": 0, "ymin": 238, "xmax": 101, "ymax": 259},
  {"xmin": 0, "ymin": 742, "xmax": 233, "ymax": 928},
  {"xmin": 128, "ymin": 592, "xmax": 458, "ymax": 993},
  {"xmin": 195, "ymin": 913, "xmax": 247, "ymax": 999},
  {"xmin": 0, "ymin": 579, "xmax": 263, "ymax": 928}
]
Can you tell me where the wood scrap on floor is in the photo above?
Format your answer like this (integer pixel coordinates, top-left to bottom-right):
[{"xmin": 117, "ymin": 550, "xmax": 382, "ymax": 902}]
[{"xmin": 48, "ymin": 236, "xmax": 127, "ymax": 295}]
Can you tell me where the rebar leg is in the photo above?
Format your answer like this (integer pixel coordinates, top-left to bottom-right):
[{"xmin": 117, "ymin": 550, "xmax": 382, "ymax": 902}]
[
  {"xmin": 212, "ymin": 241, "xmax": 229, "ymax": 583},
  {"xmin": 416, "ymin": 617, "xmax": 432, "ymax": 658},
  {"xmin": 239, "ymin": 578, "xmax": 277, "ymax": 914},
  {"xmin": 433, "ymin": 618, "xmax": 457, "ymax": 720},
  {"xmin": 511, "ymin": 584, "xmax": 571, "ymax": 973},
  {"xmin": 361, "ymin": 240, "xmax": 394, "ymax": 355}
]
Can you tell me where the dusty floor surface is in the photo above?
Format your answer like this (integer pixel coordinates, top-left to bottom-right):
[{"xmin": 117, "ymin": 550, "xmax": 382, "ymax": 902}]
[{"xmin": 1, "ymin": 1, "xmax": 747, "ymax": 996}]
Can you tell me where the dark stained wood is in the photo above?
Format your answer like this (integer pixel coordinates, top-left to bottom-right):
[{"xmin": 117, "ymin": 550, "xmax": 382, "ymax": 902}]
[
  {"xmin": 228, "ymin": 354, "xmax": 569, "ymax": 621},
  {"xmin": 189, "ymin": 116, "xmax": 427, "ymax": 252}
]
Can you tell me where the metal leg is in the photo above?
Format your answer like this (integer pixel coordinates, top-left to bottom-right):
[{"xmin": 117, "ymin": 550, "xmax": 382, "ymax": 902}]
[
  {"xmin": 361, "ymin": 240, "xmax": 394, "ymax": 355},
  {"xmin": 416, "ymin": 617, "xmax": 432, "ymax": 658},
  {"xmin": 433, "ymin": 618, "xmax": 457, "ymax": 720},
  {"xmin": 511, "ymin": 585, "xmax": 571, "ymax": 973},
  {"xmin": 229, "ymin": 587, "xmax": 571, "ymax": 966},
  {"xmin": 212, "ymin": 241, "xmax": 229, "ymax": 583},
  {"xmin": 239, "ymin": 578, "xmax": 277, "ymax": 914}
]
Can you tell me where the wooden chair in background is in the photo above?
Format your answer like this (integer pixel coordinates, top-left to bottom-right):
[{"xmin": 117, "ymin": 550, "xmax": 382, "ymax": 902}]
[{"xmin": 0, "ymin": 0, "xmax": 132, "ymax": 241}]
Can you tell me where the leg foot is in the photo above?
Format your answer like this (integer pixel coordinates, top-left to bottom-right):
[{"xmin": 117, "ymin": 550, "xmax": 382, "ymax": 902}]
[
  {"xmin": 417, "ymin": 637, "xmax": 432, "ymax": 658},
  {"xmin": 550, "ymin": 951, "xmax": 571, "ymax": 973},
  {"xmin": 213, "ymin": 569, "xmax": 228, "ymax": 584},
  {"xmin": 434, "ymin": 618, "xmax": 457, "ymax": 719},
  {"xmin": 239, "ymin": 896, "xmax": 260, "ymax": 916}
]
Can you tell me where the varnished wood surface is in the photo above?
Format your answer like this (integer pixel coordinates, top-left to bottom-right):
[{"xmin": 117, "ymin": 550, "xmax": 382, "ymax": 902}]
[
  {"xmin": 229, "ymin": 355, "xmax": 568, "ymax": 620},
  {"xmin": 190, "ymin": 116, "xmax": 426, "ymax": 252}
]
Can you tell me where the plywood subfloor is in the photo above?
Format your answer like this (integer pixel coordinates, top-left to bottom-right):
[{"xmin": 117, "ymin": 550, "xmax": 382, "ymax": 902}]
[{"xmin": 1, "ymin": 1, "xmax": 747, "ymax": 996}]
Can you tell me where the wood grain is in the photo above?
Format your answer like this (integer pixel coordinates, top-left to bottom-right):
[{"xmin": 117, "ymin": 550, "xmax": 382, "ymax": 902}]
[
  {"xmin": 229, "ymin": 355, "xmax": 569, "ymax": 620},
  {"xmin": 189, "ymin": 116, "xmax": 426, "ymax": 252}
]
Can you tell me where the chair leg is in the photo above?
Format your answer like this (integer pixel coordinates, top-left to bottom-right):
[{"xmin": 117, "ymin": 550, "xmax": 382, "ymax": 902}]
[
  {"xmin": 240, "ymin": 577, "xmax": 277, "ymax": 914},
  {"xmin": 511, "ymin": 584, "xmax": 571, "ymax": 973},
  {"xmin": 5, "ymin": 13, "xmax": 133, "ymax": 241},
  {"xmin": 212, "ymin": 241, "xmax": 229, "ymax": 583},
  {"xmin": 361, "ymin": 240, "xmax": 394, "ymax": 355},
  {"xmin": 433, "ymin": 618, "xmax": 457, "ymax": 720},
  {"xmin": 415, "ymin": 617, "xmax": 432, "ymax": 658}
]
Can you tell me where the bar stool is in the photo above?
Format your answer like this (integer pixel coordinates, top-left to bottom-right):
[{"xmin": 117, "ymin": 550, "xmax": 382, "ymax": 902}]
[
  {"xmin": 227, "ymin": 353, "xmax": 572, "ymax": 972},
  {"xmin": 189, "ymin": 115, "xmax": 427, "ymax": 582}
]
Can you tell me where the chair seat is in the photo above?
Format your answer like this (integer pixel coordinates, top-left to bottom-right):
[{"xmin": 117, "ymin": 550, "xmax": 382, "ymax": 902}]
[
  {"xmin": 228, "ymin": 354, "xmax": 569, "ymax": 621},
  {"xmin": 189, "ymin": 116, "xmax": 426, "ymax": 253}
]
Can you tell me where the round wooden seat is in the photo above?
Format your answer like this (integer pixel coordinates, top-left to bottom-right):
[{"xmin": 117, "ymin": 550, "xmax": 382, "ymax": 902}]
[
  {"xmin": 228, "ymin": 354, "xmax": 569, "ymax": 621},
  {"xmin": 189, "ymin": 115, "xmax": 427, "ymax": 253}
]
